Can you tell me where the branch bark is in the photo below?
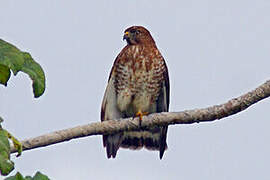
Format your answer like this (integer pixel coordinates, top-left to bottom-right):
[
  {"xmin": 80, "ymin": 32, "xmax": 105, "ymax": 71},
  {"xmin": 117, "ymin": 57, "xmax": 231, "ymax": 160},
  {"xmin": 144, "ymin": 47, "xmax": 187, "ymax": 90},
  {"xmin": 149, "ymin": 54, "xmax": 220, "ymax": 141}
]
[{"xmin": 11, "ymin": 80, "xmax": 270, "ymax": 154}]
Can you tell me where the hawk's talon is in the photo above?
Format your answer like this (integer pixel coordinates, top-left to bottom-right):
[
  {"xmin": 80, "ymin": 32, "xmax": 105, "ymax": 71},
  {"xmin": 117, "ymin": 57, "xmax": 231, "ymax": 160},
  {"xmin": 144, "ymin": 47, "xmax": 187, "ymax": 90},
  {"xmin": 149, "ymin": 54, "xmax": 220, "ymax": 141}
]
[{"xmin": 135, "ymin": 110, "xmax": 148, "ymax": 126}]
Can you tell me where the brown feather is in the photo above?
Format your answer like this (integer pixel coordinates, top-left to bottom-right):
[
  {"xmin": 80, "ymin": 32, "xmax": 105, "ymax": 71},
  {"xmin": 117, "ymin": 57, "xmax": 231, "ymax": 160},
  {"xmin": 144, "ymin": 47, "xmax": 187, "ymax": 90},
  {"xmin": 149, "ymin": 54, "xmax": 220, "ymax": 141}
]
[{"xmin": 100, "ymin": 26, "xmax": 170, "ymax": 159}]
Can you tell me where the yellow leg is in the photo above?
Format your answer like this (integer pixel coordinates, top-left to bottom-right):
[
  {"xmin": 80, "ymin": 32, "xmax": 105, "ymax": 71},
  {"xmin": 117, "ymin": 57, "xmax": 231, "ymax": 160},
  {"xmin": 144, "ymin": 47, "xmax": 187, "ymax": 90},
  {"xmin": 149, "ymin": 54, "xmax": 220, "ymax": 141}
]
[{"xmin": 135, "ymin": 110, "xmax": 148, "ymax": 121}]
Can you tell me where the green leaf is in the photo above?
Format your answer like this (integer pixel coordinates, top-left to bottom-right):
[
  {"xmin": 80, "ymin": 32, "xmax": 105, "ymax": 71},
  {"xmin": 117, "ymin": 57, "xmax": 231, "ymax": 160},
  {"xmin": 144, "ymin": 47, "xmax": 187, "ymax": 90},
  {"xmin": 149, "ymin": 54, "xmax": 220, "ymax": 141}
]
[
  {"xmin": 0, "ymin": 40, "xmax": 25, "ymax": 75},
  {"xmin": 5, "ymin": 172, "xmax": 50, "ymax": 180},
  {"xmin": 0, "ymin": 127, "xmax": 14, "ymax": 176},
  {"xmin": 0, "ymin": 118, "xmax": 22, "ymax": 176},
  {"xmin": 21, "ymin": 52, "xmax": 45, "ymax": 98},
  {"xmin": 4, "ymin": 130, "xmax": 22, "ymax": 157},
  {"xmin": 0, "ymin": 39, "xmax": 46, "ymax": 98},
  {"xmin": 31, "ymin": 172, "xmax": 50, "ymax": 180},
  {"xmin": 0, "ymin": 65, "xmax": 10, "ymax": 86},
  {"xmin": 5, "ymin": 172, "xmax": 24, "ymax": 180}
]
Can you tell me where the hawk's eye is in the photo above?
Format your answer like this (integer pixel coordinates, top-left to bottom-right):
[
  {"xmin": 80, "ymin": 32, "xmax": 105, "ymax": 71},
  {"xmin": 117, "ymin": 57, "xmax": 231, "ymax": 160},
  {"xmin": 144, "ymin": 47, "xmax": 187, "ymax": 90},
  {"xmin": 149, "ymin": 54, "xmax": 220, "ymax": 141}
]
[
  {"xmin": 130, "ymin": 29, "xmax": 140, "ymax": 35},
  {"xmin": 130, "ymin": 29, "xmax": 136, "ymax": 34},
  {"xmin": 135, "ymin": 30, "xmax": 140, "ymax": 34}
]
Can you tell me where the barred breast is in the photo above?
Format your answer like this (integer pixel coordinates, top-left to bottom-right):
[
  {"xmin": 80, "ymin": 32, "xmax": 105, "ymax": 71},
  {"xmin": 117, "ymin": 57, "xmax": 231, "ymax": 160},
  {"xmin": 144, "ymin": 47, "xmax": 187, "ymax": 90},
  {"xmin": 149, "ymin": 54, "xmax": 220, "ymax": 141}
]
[{"xmin": 114, "ymin": 45, "xmax": 166, "ymax": 116}]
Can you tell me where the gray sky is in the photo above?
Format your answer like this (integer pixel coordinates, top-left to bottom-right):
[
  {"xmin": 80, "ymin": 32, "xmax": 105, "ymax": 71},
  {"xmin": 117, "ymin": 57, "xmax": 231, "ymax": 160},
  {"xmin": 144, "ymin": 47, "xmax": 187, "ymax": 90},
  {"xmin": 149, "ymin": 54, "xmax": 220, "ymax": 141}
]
[{"xmin": 1, "ymin": 0, "xmax": 270, "ymax": 179}]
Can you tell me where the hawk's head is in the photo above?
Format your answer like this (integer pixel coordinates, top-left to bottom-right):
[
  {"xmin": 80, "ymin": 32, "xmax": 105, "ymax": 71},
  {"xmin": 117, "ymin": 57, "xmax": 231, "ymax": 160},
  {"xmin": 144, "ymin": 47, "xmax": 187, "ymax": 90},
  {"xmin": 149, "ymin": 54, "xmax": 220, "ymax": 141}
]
[{"xmin": 123, "ymin": 26, "xmax": 155, "ymax": 45}]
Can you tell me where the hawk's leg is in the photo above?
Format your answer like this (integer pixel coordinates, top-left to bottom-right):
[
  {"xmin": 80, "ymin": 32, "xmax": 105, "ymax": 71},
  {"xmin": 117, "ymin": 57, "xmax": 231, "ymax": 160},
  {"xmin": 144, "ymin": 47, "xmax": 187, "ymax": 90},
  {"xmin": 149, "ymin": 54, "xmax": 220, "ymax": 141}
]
[{"xmin": 135, "ymin": 110, "xmax": 148, "ymax": 126}]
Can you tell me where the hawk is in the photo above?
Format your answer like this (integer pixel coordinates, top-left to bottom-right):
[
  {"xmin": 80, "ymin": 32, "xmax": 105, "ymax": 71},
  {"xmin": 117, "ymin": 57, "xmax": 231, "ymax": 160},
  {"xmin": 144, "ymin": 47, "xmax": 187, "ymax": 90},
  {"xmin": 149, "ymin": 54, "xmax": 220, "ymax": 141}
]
[{"xmin": 101, "ymin": 26, "xmax": 170, "ymax": 159}]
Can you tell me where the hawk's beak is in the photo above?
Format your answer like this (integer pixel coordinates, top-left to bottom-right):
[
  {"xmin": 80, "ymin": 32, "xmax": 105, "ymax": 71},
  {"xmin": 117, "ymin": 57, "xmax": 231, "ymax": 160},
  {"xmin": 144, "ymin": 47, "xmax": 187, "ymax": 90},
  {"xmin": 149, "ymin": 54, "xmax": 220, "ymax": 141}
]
[{"xmin": 123, "ymin": 31, "xmax": 129, "ymax": 41}]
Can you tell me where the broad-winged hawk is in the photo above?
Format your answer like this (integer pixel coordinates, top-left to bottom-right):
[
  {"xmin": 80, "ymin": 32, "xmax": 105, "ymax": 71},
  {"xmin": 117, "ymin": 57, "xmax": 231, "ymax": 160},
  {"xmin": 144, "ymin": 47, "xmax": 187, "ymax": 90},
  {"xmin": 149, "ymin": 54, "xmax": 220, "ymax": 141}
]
[{"xmin": 101, "ymin": 26, "xmax": 170, "ymax": 159}]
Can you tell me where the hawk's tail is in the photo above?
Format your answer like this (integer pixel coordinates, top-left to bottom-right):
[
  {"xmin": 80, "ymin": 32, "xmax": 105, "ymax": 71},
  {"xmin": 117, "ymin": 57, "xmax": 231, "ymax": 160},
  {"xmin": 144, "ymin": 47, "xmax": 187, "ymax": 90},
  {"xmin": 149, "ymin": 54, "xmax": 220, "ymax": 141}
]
[
  {"xmin": 120, "ymin": 126, "xmax": 168, "ymax": 159},
  {"xmin": 103, "ymin": 126, "xmax": 168, "ymax": 159},
  {"xmin": 103, "ymin": 133, "xmax": 123, "ymax": 158}
]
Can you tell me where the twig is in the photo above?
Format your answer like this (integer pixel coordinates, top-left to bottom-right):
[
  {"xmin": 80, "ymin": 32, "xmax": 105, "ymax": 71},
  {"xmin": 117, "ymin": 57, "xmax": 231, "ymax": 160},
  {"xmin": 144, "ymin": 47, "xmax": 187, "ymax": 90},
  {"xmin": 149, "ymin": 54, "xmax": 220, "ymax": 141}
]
[{"xmin": 11, "ymin": 80, "xmax": 270, "ymax": 154}]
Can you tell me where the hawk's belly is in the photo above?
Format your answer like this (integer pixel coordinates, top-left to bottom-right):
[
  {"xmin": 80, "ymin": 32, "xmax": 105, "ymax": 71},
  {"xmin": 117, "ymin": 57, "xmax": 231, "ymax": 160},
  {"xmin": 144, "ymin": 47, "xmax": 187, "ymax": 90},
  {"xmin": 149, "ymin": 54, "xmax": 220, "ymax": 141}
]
[
  {"xmin": 116, "ymin": 70, "xmax": 160, "ymax": 117},
  {"xmin": 117, "ymin": 88, "xmax": 155, "ymax": 117}
]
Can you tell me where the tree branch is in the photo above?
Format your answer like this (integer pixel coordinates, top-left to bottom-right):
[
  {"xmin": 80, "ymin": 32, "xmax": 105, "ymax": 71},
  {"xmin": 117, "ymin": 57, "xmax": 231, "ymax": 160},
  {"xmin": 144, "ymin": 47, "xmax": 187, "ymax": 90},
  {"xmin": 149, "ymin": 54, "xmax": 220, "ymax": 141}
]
[{"xmin": 11, "ymin": 80, "xmax": 270, "ymax": 154}]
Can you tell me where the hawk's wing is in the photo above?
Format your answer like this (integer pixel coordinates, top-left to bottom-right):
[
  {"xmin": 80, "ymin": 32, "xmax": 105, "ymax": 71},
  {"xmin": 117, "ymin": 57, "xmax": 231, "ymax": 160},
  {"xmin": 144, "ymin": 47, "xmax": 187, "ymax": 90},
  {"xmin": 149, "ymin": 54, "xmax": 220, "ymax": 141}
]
[
  {"xmin": 157, "ymin": 60, "xmax": 170, "ymax": 112},
  {"xmin": 101, "ymin": 68, "xmax": 123, "ymax": 158},
  {"xmin": 101, "ymin": 70, "xmax": 121, "ymax": 122},
  {"xmin": 156, "ymin": 60, "xmax": 170, "ymax": 159}
]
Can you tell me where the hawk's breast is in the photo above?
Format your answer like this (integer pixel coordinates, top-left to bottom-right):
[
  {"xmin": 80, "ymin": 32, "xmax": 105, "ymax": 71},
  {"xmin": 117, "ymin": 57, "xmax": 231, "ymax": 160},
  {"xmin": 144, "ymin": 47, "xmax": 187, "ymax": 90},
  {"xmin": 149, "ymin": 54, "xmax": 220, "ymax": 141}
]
[{"xmin": 113, "ymin": 45, "xmax": 166, "ymax": 116}]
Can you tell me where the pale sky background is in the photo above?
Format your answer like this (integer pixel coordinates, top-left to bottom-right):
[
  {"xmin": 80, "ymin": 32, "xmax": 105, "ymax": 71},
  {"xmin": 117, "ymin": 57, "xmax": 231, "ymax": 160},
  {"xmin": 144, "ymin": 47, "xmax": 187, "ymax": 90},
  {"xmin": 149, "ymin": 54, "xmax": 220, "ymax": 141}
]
[{"xmin": 0, "ymin": 1, "xmax": 270, "ymax": 180}]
